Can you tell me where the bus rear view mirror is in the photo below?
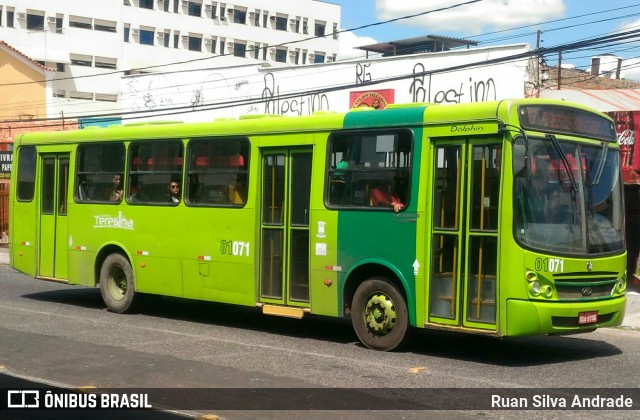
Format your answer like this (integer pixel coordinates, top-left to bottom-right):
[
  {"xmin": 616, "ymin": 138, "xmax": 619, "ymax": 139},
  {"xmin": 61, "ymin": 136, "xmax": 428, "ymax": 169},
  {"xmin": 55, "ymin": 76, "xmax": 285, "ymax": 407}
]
[{"xmin": 512, "ymin": 143, "xmax": 526, "ymax": 177}]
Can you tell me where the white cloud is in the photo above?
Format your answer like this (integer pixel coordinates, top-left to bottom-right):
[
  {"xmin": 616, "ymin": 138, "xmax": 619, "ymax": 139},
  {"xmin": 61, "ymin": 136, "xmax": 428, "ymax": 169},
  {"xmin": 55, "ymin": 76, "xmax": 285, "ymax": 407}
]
[
  {"xmin": 374, "ymin": 0, "xmax": 565, "ymax": 34},
  {"xmin": 338, "ymin": 31, "xmax": 380, "ymax": 60}
]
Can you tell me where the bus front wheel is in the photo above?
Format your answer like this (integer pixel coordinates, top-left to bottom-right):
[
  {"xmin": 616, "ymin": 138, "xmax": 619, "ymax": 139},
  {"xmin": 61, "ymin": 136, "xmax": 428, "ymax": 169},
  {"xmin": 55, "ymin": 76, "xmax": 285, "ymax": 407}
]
[
  {"xmin": 100, "ymin": 253, "xmax": 136, "ymax": 314},
  {"xmin": 351, "ymin": 278, "xmax": 409, "ymax": 351}
]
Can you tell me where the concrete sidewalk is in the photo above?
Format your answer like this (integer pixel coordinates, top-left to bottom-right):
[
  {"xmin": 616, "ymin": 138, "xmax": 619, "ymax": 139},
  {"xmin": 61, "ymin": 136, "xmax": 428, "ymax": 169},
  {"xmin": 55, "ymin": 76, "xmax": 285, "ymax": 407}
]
[{"xmin": 0, "ymin": 246, "xmax": 638, "ymax": 329}]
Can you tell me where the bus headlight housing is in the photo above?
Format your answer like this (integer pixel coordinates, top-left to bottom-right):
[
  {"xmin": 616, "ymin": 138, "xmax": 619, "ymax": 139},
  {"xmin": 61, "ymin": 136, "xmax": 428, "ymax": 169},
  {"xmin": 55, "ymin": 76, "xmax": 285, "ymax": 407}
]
[{"xmin": 615, "ymin": 277, "xmax": 626, "ymax": 294}]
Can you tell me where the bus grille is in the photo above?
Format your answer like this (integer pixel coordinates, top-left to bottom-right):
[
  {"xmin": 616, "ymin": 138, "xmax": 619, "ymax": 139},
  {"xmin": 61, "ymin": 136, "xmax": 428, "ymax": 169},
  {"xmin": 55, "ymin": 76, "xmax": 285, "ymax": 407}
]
[{"xmin": 553, "ymin": 272, "xmax": 618, "ymax": 301}]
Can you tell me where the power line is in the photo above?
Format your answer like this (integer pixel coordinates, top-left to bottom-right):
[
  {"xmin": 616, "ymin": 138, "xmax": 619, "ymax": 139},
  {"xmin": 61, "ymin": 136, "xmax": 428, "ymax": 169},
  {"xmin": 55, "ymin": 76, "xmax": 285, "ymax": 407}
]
[{"xmin": 5, "ymin": 28, "xmax": 640, "ymax": 126}]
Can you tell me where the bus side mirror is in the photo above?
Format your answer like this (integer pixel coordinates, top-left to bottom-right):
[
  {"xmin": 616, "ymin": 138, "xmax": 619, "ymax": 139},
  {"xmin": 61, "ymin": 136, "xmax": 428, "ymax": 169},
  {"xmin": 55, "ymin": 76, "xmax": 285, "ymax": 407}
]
[{"xmin": 512, "ymin": 144, "xmax": 526, "ymax": 178}]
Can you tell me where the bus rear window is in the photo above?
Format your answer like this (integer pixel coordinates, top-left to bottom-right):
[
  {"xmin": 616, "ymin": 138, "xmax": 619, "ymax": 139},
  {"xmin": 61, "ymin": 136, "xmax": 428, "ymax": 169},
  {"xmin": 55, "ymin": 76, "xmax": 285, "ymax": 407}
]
[{"xmin": 16, "ymin": 147, "xmax": 36, "ymax": 201}]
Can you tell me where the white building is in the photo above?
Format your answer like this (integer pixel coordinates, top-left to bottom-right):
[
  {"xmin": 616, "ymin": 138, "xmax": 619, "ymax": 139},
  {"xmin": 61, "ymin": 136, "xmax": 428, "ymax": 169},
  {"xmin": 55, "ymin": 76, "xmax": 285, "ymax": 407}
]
[{"xmin": 0, "ymin": 0, "xmax": 340, "ymax": 119}]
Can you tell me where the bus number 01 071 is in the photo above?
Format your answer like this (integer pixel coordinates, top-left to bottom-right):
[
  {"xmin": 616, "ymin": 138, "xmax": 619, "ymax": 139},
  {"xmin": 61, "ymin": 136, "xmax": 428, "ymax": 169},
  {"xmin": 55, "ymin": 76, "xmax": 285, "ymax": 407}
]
[
  {"xmin": 535, "ymin": 258, "xmax": 565, "ymax": 273},
  {"xmin": 220, "ymin": 240, "xmax": 250, "ymax": 257}
]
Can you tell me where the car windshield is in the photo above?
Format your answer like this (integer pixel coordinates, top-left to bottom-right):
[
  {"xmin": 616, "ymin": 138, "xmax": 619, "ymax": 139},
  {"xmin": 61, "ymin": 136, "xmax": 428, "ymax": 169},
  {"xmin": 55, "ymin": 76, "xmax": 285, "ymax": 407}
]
[{"xmin": 514, "ymin": 136, "xmax": 624, "ymax": 255}]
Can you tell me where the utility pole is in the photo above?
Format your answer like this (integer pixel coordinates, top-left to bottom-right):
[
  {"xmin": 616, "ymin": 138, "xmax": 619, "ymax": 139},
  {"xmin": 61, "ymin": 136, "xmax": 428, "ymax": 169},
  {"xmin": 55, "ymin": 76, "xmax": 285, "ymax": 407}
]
[
  {"xmin": 536, "ymin": 30, "xmax": 542, "ymax": 97},
  {"xmin": 557, "ymin": 51, "xmax": 562, "ymax": 90}
]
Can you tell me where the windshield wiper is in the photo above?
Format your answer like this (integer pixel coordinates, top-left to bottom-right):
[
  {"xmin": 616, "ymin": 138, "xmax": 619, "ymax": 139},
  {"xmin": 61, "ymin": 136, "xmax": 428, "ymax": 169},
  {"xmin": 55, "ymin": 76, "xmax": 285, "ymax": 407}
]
[
  {"xmin": 546, "ymin": 134, "xmax": 579, "ymax": 192},
  {"xmin": 591, "ymin": 141, "xmax": 608, "ymax": 186}
]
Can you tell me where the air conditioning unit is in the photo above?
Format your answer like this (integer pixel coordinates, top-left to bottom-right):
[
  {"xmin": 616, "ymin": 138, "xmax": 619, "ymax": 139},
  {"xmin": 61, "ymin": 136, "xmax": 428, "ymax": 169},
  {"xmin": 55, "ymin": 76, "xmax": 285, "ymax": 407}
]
[
  {"xmin": 289, "ymin": 19, "xmax": 297, "ymax": 24},
  {"xmin": 17, "ymin": 12, "xmax": 27, "ymax": 20},
  {"xmin": 249, "ymin": 12, "xmax": 255, "ymax": 17},
  {"xmin": 227, "ymin": 9, "xmax": 235, "ymax": 14},
  {"xmin": 269, "ymin": 16, "xmax": 276, "ymax": 21},
  {"xmin": 289, "ymin": 50, "xmax": 296, "ymax": 56},
  {"xmin": 181, "ymin": 35, "xmax": 189, "ymax": 41},
  {"xmin": 205, "ymin": 38, "xmax": 213, "ymax": 45},
  {"xmin": 308, "ymin": 53, "xmax": 315, "ymax": 59},
  {"xmin": 205, "ymin": 4, "xmax": 212, "ymax": 10},
  {"xmin": 47, "ymin": 16, "xmax": 57, "ymax": 24},
  {"xmin": 131, "ymin": 28, "xmax": 139, "ymax": 35},
  {"xmin": 269, "ymin": 48, "xmax": 275, "ymax": 53},
  {"xmin": 227, "ymin": 42, "xmax": 234, "ymax": 47},
  {"xmin": 156, "ymin": 32, "xmax": 165, "ymax": 38},
  {"xmin": 220, "ymin": 16, "xmax": 226, "ymax": 21}
]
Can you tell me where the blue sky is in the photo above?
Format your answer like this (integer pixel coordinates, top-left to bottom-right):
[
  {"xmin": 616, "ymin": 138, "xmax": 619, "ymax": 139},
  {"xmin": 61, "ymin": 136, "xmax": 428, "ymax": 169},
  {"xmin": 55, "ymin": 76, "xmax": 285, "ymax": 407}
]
[{"xmin": 331, "ymin": 0, "xmax": 640, "ymax": 81}]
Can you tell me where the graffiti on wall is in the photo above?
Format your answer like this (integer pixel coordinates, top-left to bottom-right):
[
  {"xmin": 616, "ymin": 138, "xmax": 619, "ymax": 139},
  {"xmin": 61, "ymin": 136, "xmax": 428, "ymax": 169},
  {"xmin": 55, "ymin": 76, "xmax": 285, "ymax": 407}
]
[
  {"xmin": 121, "ymin": 45, "xmax": 528, "ymax": 121},
  {"xmin": 261, "ymin": 73, "xmax": 331, "ymax": 115},
  {"xmin": 409, "ymin": 63, "xmax": 498, "ymax": 104}
]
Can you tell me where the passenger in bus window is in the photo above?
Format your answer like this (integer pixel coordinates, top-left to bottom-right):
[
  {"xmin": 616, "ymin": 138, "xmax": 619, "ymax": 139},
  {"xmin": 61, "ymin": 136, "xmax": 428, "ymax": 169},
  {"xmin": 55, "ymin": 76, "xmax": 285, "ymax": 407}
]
[
  {"xmin": 370, "ymin": 180, "xmax": 405, "ymax": 212},
  {"xmin": 168, "ymin": 181, "xmax": 181, "ymax": 203},
  {"xmin": 109, "ymin": 175, "xmax": 124, "ymax": 202}
]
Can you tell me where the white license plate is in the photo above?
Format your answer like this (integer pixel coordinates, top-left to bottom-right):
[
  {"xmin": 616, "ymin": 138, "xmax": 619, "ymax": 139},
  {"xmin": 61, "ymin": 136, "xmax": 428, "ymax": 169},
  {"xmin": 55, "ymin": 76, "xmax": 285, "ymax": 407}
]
[{"xmin": 578, "ymin": 311, "xmax": 598, "ymax": 325}]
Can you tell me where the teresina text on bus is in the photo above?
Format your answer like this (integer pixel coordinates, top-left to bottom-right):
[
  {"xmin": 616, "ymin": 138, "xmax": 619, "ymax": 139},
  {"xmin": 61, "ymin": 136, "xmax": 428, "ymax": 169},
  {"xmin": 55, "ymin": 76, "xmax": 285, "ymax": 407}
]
[
  {"xmin": 450, "ymin": 124, "xmax": 484, "ymax": 133},
  {"xmin": 94, "ymin": 212, "xmax": 134, "ymax": 230}
]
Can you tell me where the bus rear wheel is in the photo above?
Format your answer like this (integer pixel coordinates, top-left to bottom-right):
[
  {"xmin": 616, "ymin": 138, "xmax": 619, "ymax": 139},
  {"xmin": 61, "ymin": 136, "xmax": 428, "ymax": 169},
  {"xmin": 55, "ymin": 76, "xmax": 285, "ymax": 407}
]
[
  {"xmin": 351, "ymin": 278, "xmax": 409, "ymax": 351},
  {"xmin": 100, "ymin": 253, "xmax": 136, "ymax": 314}
]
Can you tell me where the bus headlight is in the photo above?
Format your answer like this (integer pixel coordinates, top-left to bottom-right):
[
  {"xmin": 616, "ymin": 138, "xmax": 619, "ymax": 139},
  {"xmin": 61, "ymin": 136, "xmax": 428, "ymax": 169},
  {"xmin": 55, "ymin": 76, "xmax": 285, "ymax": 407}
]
[
  {"xmin": 616, "ymin": 277, "xmax": 626, "ymax": 294},
  {"xmin": 525, "ymin": 271, "xmax": 538, "ymax": 283},
  {"xmin": 530, "ymin": 281, "xmax": 541, "ymax": 296},
  {"xmin": 540, "ymin": 285, "xmax": 552, "ymax": 299}
]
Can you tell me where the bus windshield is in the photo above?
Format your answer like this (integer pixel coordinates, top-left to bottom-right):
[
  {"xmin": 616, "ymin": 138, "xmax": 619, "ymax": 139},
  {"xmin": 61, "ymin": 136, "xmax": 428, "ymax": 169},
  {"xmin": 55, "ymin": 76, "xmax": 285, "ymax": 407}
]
[{"xmin": 514, "ymin": 136, "xmax": 624, "ymax": 255}]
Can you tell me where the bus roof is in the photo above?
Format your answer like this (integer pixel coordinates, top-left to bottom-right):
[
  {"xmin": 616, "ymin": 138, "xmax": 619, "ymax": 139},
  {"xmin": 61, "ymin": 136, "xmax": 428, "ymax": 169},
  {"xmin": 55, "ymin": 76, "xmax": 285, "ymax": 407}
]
[{"xmin": 12, "ymin": 98, "xmax": 610, "ymax": 147}]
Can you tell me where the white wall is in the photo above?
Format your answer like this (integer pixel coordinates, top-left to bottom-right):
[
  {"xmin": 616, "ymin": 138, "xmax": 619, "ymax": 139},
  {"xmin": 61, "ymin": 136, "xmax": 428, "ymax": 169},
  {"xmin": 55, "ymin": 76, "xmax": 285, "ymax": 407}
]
[{"xmin": 121, "ymin": 43, "xmax": 532, "ymax": 122}]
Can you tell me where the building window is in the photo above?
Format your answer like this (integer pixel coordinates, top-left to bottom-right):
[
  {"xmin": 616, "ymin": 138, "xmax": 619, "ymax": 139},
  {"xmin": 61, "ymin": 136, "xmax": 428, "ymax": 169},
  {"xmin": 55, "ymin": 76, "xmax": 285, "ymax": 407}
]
[
  {"xmin": 140, "ymin": 29, "xmax": 154, "ymax": 46},
  {"xmin": 69, "ymin": 16, "xmax": 92, "ymax": 29},
  {"xmin": 188, "ymin": 36, "xmax": 202, "ymax": 51},
  {"xmin": 188, "ymin": 2, "xmax": 202, "ymax": 17},
  {"xmin": 95, "ymin": 57, "xmax": 117, "ymax": 69},
  {"xmin": 124, "ymin": 27, "xmax": 130, "ymax": 42},
  {"xmin": 139, "ymin": 0, "xmax": 154, "ymax": 10},
  {"xmin": 56, "ymin": 63, "xmax": 65, "ymax": 72},
  {"xmin": 163, "ymin": 32, "xmax": 170, "ymax": 47},
  {"xmin": 70, "ymin": 54, "xmax": 92, "ymax": 67},
  {"xmin": 275, "ymin": 16, "xmax": 287, "ymax": 31},
  {"xmin": 55, "ymin": 17, "xmax": 63, "ymax": 33},
  {"xmin": 314, "ymin": 53, "xmax": 325, "ymax": 64},
  {"xmin": 275, "ymin": 49, "xmax": 286, "ymax": 63},
  {"xmin": 26, "ymin": 14, "xmax": 44, "ymax": 31},
  {"xmin": 163, "ymin": 0, "xmax": 170, "ymax": 12},
  {"xmin": 233, "ymin": 10, "xmax": 246, "ymax": 24},
  {"xmin": 7, "ymin": 10, "xmax": 14, "ymax": 28},
  {"xmin": 234, "ymin": 43, "xmax": 246, "ymax": 58},
  {"xmin": 315, "ymin": 22, "xmax": 325, "ymax": 37},
  {"xmin": 95, "ymin": 20, "xmax": 117, "ymax": 32},
  {"xmin": 174, "ymin": 33, "xmax": 179, "ymax": 48}
]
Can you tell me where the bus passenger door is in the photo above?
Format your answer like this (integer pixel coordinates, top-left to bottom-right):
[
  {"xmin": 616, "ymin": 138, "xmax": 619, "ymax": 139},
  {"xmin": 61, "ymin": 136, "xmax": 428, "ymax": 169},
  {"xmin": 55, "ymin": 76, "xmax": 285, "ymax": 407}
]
[
  {"xmin": 259, "ymin": 149, "xmax": 312, "ymax": 309},
  {"xmin": 39, "ymin": 154, "xmax": 70, "ymax": 280},
  {"xmin": 429, "ymin": 141, "xmax": 501, "ymax": 331}
]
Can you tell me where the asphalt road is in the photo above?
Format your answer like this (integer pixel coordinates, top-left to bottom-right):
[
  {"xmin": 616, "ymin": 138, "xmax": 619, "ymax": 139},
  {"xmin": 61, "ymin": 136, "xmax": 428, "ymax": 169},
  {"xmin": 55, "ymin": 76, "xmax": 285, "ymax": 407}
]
[{"xmin": 0, "ymin": 264, "xmax": 639, "ymax": 420}]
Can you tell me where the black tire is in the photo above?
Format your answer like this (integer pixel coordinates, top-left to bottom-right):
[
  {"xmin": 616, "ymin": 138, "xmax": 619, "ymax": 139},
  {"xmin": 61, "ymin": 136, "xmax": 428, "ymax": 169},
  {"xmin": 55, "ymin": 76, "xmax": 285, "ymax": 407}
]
[
  {"xmin": 351, "ymin": 277, "xmax": 409, "ymax": 351},
  {"xmin": 100, "ymin": 253, "xmax": 136, "ymax": 314}
]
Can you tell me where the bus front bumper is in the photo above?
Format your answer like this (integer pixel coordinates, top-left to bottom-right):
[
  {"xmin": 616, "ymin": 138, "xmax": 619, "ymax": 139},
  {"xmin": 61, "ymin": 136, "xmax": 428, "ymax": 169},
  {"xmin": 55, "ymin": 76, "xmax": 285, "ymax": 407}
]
[{"xmin": 506, "ymin": 296, "xmax": 627, "ymax": 336}]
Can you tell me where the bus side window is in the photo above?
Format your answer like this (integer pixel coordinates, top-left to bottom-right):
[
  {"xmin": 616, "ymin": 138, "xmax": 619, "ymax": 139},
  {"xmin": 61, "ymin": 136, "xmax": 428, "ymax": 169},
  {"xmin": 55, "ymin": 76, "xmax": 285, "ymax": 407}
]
[
  {"xmin": 186, "ymin": 138, "xmax": 249, "ymax": 207},
  {"xmin": 76, "ymin": 143, "xmax": 125, "ymax": 203}
]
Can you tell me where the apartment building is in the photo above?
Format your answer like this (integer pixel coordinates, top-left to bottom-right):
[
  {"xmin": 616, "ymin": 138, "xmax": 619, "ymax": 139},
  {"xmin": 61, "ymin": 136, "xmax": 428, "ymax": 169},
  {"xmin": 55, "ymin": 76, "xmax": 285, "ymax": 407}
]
[{"xmin": 0, "ymin": 0, "xmax": 340, "ymax": 118}]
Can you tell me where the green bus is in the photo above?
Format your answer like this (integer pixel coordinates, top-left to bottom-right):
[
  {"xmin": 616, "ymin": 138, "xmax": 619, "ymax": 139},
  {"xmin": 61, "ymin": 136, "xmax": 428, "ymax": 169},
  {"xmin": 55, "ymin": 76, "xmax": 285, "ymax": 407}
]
[{"xmin": 9, "ymin": 99, "xmax": 627, "ymax": 351}]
